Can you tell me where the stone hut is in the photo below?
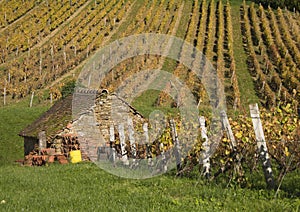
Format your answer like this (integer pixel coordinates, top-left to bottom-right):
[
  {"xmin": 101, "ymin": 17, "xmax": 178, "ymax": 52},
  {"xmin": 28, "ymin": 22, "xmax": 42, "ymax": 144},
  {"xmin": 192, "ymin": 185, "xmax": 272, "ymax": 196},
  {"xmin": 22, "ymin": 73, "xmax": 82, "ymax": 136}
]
[
  {"xmin": 19, "ymin": 95, "xmax": 73, "ymax": 156},
  {"xmin": 71, "ymin": 89, "xmax": 146, "ymax": 161},
  {"xmin": 19, "ymin": 89, "xmax": 145, "ymax": 163}
]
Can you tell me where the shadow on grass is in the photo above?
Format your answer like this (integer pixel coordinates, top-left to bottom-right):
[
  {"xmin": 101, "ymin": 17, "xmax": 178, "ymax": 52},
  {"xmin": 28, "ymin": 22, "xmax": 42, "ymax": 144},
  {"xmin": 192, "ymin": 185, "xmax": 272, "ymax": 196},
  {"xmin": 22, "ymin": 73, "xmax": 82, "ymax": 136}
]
[{"xmin": 164, "ymin": 164, "xmax": 300, "ymax": 198}]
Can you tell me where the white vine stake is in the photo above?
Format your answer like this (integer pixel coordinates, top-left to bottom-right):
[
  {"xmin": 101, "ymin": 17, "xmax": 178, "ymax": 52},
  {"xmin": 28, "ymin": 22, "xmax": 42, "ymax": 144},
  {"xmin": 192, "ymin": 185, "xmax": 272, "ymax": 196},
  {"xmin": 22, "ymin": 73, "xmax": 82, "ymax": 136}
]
[
  {"xmin": 118, "ymin": 123, "xmax": 128, "ymax": 165},
  {"xmin": 199, "ymin": 116, "xmax": 210, "ymax": 178},
  {"xmin": 38, "ymin": 131, "xmax": 47, "ymax": 155},
  {"xmin": 249, "ymin": 103, "xmax": 275, "ymax": 189},
  {"xmin": 143, "ymin": 122, "xmax": 153, "ymax": 166},
  {"xmin": 109, "ymin": 124, "xmax": 116, "ymax": 163},
  {"xmin": 170, "ymin": 119, "xmax": 181, "ymax": 172},
  {"xmin": 3, "ymin": 86, "xmax": 6, "ymax": 106},
  {"xmin": 220, "ymin": 111, "xmax": 236, "ymax": 149},
  {"xmin": 220, "ymin": 110, "xmax": 243, "ymax": 177},
  {"xmin": 30, "ymin": 91, "xmax": 34, "ymax": 108},
  {"xmin": 127, "ymin": 118, "xmax": 136, "ymax": 163}
]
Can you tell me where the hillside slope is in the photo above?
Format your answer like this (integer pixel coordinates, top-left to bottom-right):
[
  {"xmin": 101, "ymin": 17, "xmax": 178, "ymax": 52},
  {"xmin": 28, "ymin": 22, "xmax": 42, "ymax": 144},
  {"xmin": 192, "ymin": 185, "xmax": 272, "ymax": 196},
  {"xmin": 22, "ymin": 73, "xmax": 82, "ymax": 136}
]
[{"xmin": 0, "ymin": 0, "xmax": 299, "ymax": 112}]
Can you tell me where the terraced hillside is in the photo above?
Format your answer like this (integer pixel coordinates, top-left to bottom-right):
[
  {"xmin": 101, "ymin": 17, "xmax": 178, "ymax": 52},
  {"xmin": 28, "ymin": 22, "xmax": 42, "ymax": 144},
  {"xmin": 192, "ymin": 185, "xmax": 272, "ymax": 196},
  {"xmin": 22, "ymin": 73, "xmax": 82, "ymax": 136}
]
[
  {"xmin": 0, "ymin": 0, "xmax": 299, "ymax": 196},
  {"xmin": 0, "ymin": 0, "xmax": 299, "ymax": 112}
]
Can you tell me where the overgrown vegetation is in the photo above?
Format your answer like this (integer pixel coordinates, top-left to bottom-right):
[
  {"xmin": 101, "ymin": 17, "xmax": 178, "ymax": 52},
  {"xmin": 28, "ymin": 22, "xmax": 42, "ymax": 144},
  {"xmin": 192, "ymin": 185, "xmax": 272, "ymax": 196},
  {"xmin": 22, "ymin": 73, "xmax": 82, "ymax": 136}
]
[
  {"xmin": 252, "ymin": 0, "xmax": 300, "ymax": 12},
  {"xmin": 61, "ymin": 79, "xmax": 76, "ymax": 98}
]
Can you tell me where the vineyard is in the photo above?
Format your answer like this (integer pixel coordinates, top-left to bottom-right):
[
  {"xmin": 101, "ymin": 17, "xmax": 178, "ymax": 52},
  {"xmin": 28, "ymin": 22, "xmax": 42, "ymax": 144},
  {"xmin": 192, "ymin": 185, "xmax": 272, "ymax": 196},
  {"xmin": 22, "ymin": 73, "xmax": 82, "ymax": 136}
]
[
  {"xmin": 0, "ymin": 0, "xmax": 299, "ymax": 188},
  {"xmin": 0, "ymin": 0, "xmax": 133, "ymax": 99},
  {"xmin": 0, "ymin": 0, "xmax": 299, "ymax": 107}
]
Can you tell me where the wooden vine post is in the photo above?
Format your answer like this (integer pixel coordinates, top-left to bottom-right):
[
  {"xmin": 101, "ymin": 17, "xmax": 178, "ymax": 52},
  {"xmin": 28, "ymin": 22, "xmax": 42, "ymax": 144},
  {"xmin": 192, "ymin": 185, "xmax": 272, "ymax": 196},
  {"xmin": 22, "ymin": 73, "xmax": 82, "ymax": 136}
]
[
  {"xmin": 143, "ymin": 123, "xmax": 153, "ymax": 166},
  {"xmin": 170, "ymin": 119, "xmax": 181, "ymax": 172},
  {"xmin": 3, "ymin": 85, "xmax": 6, "ymax": 106},
  {"xmin": 220, "ymin": 111, "xmax": 244, "ymax": 178},
  {"xmin": 127, "ymin": 117, "xmax": 137, "ymax": 166},
  {"xmin": 249, "ymin": 104, "xmax": 275, "ymax": 189},
  {"xmin": 30, "ymin": 91, "xmax": 34, "ymax": 108},
  {"xmin": 199, "ymin": 116, "xmax": 211, "ymax": 178},
  {"xmin": 50, "ymin": 93, "xmax": 53, "ymax": 104},
  {"xmin": 39, "ymin": 49, "xmax": 42, "ymax": 75},
  {"xmin": 109, "ymin": 124, "xmax": 116, "ymax": 163},
  {"xmin": 160, "ymin": 142, "xmax": 167, "ymax": 173},
  {"xmin": 118, "ymin": 123, "xmax": 129, "ymax": 165},
  {"xmin": 38, "ymin": 131, "xmax": 47, "ymax": 155}
]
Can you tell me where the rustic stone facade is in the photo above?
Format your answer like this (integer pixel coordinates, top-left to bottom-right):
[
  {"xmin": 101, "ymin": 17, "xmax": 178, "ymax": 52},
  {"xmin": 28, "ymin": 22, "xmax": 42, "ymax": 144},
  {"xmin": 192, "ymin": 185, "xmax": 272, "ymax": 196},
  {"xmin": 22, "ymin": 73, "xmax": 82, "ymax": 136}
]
[
  {"xmin": 70, "ymin": 89, "xmax": 145, "ymax": 162},
  {"xmin": 20, "ymin": 88, "xmax": 146, "ymax": 165}
]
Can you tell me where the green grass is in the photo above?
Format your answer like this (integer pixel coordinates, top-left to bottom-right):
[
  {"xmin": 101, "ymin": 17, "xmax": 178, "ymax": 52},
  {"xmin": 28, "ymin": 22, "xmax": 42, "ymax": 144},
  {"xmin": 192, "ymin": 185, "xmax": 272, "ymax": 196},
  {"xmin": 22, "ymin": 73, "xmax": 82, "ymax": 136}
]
[
  {"xmin": 0, "ymin": 97, "xmax": 49, "ymax": 166},
  {"xmin": 0, "ymin": 163, "xmax": 300, "ymax": 211},
  {"xmin": 132, "ymin": 89, "xmax": 179, "ymax": 118},
  {"xmin": 229, "ymin": 0, "xmax": 260, "ymax": 109}
]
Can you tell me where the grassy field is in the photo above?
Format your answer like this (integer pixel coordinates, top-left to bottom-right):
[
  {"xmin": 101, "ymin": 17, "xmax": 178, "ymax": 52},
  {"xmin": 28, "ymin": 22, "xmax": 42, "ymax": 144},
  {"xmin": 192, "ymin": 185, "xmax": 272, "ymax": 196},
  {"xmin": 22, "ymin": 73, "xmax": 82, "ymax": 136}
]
[
  {"xmin": 0, "ymin": 99, "xmax": 300, "ymax": 211},
  {"xmin": 0, "ymin": 97, "xmax": 49, "ymax": 166},
  {"xmin": 1, "ymin": 163, "xmax": 300, "ymax": 211}
]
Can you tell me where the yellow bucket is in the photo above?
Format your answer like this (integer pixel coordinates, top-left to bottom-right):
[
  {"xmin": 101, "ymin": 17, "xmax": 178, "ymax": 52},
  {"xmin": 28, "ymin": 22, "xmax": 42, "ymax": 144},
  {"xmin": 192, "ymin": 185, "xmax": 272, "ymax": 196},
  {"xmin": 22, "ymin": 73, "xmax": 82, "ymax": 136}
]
[{"xmin": 69, "ymin": 150, "xmax": 82, "ymax": 163}]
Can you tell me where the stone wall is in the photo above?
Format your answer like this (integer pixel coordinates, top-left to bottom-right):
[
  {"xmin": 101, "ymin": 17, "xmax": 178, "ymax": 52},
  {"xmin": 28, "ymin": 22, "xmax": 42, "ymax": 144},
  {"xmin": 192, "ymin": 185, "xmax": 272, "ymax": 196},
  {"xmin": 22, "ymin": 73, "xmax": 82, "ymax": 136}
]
[{"xmin": 69, "ymin": 89, "xmax": 145, "ymax": 162}]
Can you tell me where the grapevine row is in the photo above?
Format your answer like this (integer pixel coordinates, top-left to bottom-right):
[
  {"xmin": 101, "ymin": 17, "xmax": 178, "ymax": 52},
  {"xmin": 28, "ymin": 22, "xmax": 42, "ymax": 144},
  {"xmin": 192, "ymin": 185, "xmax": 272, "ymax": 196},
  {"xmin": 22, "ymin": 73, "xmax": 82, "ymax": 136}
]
[
  {"xmin": 258, "ymin": 5, "xmax": 300, "ymax": 102},
  {"xmin": 242, "ymin": 3, "xmax": 276, "ymax": 107},
  {"xmin": 100, "ymin": 0, "xmax": 181, "ymax": 93},
  {"xmin": 276, "ymin": 8, "xmax": 300, "ymax": 68},
  {"xmin": 121, "ymin": 0, "xmax": 157, "ymax": 35},
  {"xmin": 249, "ymin": 4, "xmax": 298, "ymax": 104},
  {"xmin": 249, "ymin": 4, "xmax": 293, "ymax": 103},
  {"xmin": 185, "ymin": 0, "xmax": 209, "ymax": 104},
  {"xmin": 224, "ymin": 1, "xmax": 241, "ymax": 108},
  {"xmin": 157, "ymin": 0, "xmax": 200, "ymax": 106},
  {"xmin": 1, "ymin": 0, "xmax": 132, "ymax": 99},
  {"xmin": 203, "ymin": 0, "xmax": 216, "ymax": 61},
  {"xmin": 282, "ymin": 10, "xmax": 300, "ymax": 50},
  {"xmin": 0, "ymin": 0, "xmax": 88, "ymax": 63},
  {"xmin": 0, "ymin": 0, "xmax": 41, "ymax": 28}
]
